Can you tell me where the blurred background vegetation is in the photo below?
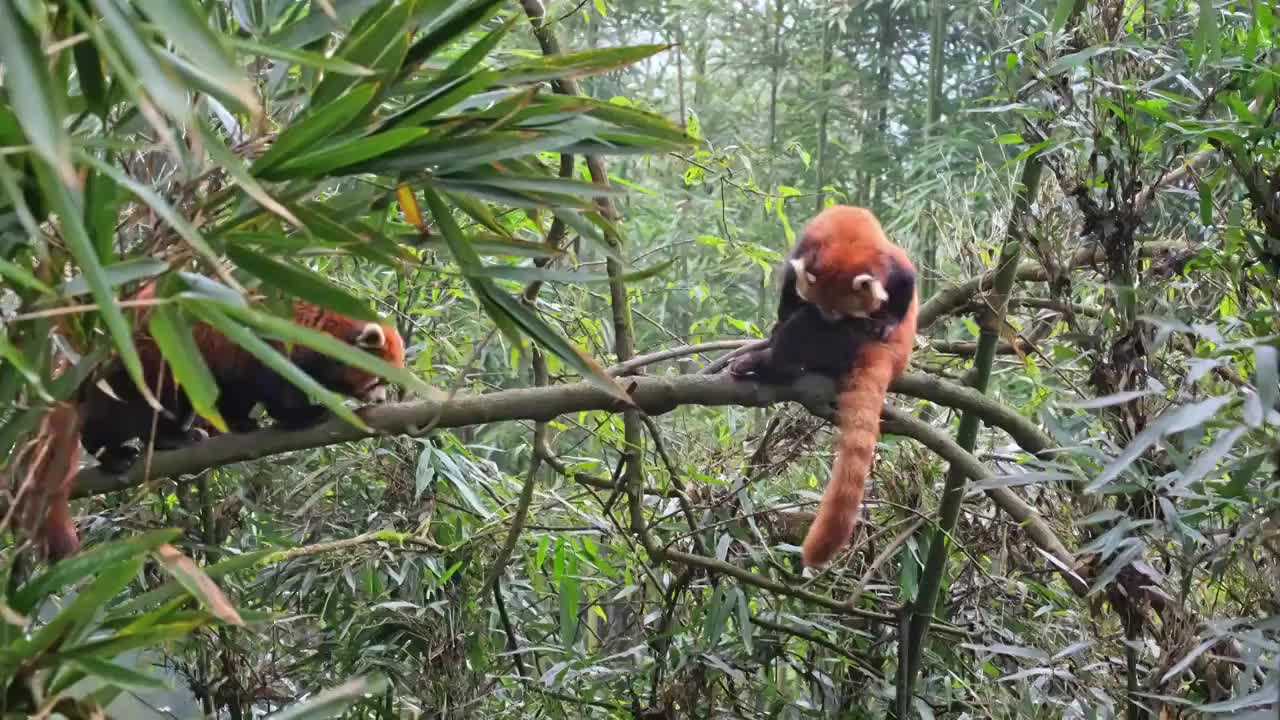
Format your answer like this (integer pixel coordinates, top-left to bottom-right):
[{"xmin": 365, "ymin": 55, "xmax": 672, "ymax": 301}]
[{"xmin": 1, "ymin": 0, "xmax": 1278, "ymax": 717}]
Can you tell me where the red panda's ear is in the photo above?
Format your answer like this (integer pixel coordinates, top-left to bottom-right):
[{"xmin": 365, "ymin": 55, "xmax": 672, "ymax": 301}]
[{"xmin": 356, "ymin": 323, "xmax": 386, "ymax": 350}]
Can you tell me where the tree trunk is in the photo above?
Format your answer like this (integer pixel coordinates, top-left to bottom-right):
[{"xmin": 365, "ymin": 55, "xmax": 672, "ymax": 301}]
[{"xmin": 814, "ymin": 12, "xmax": 835, "ymax": 214}]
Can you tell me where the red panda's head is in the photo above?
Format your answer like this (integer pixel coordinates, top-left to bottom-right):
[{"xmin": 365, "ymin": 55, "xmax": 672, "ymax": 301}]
[
  {"xmin": 344, "ymin": 320, "xmax": 406, "ymax": 402},
  {"xmin": 790, "ymin": 206, "xmax": 895, "ymax": 322},
  {"xmin": 296, "ymin": 304, "xmax": 407, "ymax": 401}
]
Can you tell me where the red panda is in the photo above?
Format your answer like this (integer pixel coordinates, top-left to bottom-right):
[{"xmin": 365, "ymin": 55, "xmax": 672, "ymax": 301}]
[
  {"xmin": 730, "ymin": 205, "xmax": 917, "ymax": 567},
  {"xmin": 39, "ymin": 282, "xmax": 407, "ymax": 560}
]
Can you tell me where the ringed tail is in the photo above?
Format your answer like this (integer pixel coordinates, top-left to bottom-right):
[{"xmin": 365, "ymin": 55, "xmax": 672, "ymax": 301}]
[{"xmin": 800, "ymin": 344, "xmax": 897, "ymax": 567}]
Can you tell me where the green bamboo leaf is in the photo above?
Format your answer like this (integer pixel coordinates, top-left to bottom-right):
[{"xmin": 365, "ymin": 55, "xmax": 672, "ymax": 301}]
[
  {"xmin": 182, "ymin": 302, "xmax": 368, "ymax": 432},
  {"xmin": 269, "ymin": 128, "xmax": 432, "ymax": 178},
  {"xmin": 0, "ymin": 257, "xmax": 53, "ymax": 295},
  {"xmin": 33, "ymin": 160, "xmax": 156, "ymax": 410},
  {"xmin": 195, "ymin": 121, "xmax": 301, "ymax": 228},
  {"xmin": 284, "ymin": 203, "xmax": 414, "ymax": 266},
  {"xmin": 442, "ymin": 191, "xmax": 515, "ymax": 240},
  {"xmin": 252, "ymin": 85, "xmax": 379, "ymax": 175},
  {"xmin": 408, "ymin": 233, "xmax": 562, "ymax": 258},
  {"xmin": 556, "ymin": 541, "xmax": 580, "ymax": 649},
  {"xmin": 108, "ymin": 550, "xmax": 273, "ymax": 618},
  {"xmin": 193, "ymin": 296, "xmax": 430, "ymax": 397},
  {"xmin": 224, "ymin": 244, "xmax": 380, "ymax": 322},
  {"xmin": 134, "ymin": 0, "xmax": 260, "ymax": 115},
  {"xmin": 475, "ymin": 259, "xmax": 673, "ymax": 285},
  {"xmin": 7, "ymin": 555, "xmax": 146, "ymax": 666},
  {"xmin": 0, "ymin": 3, "xmax": 75, "ymax": 185},
  {"xmin": 229, "ymin": 37, "xmax": 376, "ymax": 76},
  {"xmin": 88, "ymin": 0, "xmax": 192, "ymax": 125},
  {"xmin": 269, "ymin": 675, "xmax": 389, "ymax": 720},
  {"xmin": 12, "ymin": 529, "xmax": 182, "ymax": 614},
  {"xmin": 429, "ymin": 12, "xmax": 514, "ymax": 81},
  {"xmin": 61, "ymin": 258, "xmax": 169, "ymax": 298},
  {"xmin": 502, "ymin": 44, "xmax": 672, "ymax": 84},
  {"xmin": 54, "ymin": 621, "xmax": 211, "ymax": 662},
  {"xmin": 383, "ymin": 70, "xmax": 499, "ymax": 129},
  {"xmin": 1087, "ymin": 395, "xmax": 1233, "ymax": 493},
  {"xmin": 268, "ymin": 0, "xmax": 384, "ymax": 48},
  {"xmin": 310, "ymin": 0, "xmax": 412, "ymax": 109},
  {"xmin": 349, "ymin": 130, "xmax": 589, "ymax": 174},
  {"xmin": 67, "ymin": 657, "xmax": 171, "ymax": 691},
  {"xmin": 0, "ymin": 332, "xmax": 52, "ymax": 403},
  {"xmin": 423, "ymin": 189, "xmax": 632, "ymax": 404},
  {"xmin": 72, "ymin": 16, "xmax": 109, "ymax": 119},
  {"xmin": 76, "ymin": 151, "xmax": 224, "ymax": 275},
  {"xmin": 401, "ymin": 0, "xmax": 505, "ymax": 73},
  {"xmin": 84, "ymin": 166, "xmax": 121, "ymax": 261},
  {"xmin": 147, "ymin": 304, "xmax": 226, "ymax": 432},
  {"xmin": 437, "ymin": 171, "xmax": 625, "ymax": 200}
]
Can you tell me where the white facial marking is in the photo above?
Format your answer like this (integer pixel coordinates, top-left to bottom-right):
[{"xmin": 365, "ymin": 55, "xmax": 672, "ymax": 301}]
[{"xmin": 356, "ymin": 323, "xmax": 385, "ymax": 349}]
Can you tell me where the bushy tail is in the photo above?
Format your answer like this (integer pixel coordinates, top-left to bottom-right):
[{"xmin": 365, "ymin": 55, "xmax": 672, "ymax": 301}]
[
  {"xmin": 14, "ymin": 402, "xmax": 84, "ymax": 561},
  {"xmin": 800, "ymin": 345, "xmax": 897, "ymax": 567}
]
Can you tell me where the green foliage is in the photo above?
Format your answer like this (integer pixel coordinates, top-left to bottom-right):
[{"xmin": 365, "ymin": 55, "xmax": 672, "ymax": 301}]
[{"xmin": 2, "ymin": 0, "xmax": 1279, "ymax": 716}]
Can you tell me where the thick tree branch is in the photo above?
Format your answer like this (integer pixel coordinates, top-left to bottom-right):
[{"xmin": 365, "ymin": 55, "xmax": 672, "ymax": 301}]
[
  {"xmin": 917, "ymin": 241, "xmax": 1182, "ymax": 330},
  {"xmin": 71, "ymin": 371, "xmax": 1057, "ymax": 497}
]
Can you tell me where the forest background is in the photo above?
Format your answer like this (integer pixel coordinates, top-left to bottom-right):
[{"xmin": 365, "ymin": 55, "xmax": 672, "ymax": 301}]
[{"xmin": 0, "ymin": 0, "xmax": 1277, "ymax": 718}]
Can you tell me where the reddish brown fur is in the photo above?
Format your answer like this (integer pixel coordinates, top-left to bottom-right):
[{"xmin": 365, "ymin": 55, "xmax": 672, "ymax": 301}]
[
  {"xmin": 794, "ymin": 206, "xmax": 917, "ymax": 567},
  {"xmin": 36, "ymin": 281, "xmax": 407, "ymax": 562}
]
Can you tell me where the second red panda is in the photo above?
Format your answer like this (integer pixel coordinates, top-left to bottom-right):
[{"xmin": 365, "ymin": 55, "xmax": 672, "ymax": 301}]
[
  {"xmin": 731, "ymin": 205, "xmax": 917, "ymax": 567},
  {"xmin": 42, "ymin": 283, "xmax": 407, "ymax": 560}
]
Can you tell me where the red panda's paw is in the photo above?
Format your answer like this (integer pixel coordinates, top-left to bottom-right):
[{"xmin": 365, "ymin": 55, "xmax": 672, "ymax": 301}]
[
  {"xmin": 95, "ymin": 446, "xmax": 140, "ymax": 474},
  {"xmin": 728, "ymin": 348, "xmax": 769, "ymax": 379}
]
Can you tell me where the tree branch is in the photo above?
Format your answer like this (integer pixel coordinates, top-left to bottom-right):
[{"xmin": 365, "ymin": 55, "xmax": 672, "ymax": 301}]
[
  {"xmin": 917, "ymin": 241, "xmax": 1183, "ymax": 331},
  {"xmin": 71, "ymin": 371, "xmax": 1056, "ymax": 497}
]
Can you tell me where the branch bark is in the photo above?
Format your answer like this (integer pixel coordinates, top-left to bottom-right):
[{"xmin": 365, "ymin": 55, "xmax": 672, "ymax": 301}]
[{"xmin": 71, "ymin": 371, "xmax": 1056, "ymax": 498}]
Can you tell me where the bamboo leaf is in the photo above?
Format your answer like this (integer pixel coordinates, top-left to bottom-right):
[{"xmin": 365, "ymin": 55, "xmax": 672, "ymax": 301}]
[
  {"xmin": 0, "ymin": 3, "xmax": 75, "ymax": 185},
  {"xmin": 269, "ymin": 675, "xmax": 389, "ymax": 720},
  {"xmin": 134, "ymin": 0, "xmax": 261, "ymax": 115},
  {"xmin": 269, "ymin": 127, "xmax": 432, "ymax": 178},
  {"xmin": 1087, "ymin": 396, "xmax": 1233, "ymax": 492},
  {"xmin": 224, "ymin": 244, "xmax": 380, "ymax": 322},
  {"xmin": 252, "ymin": 85, "xmax": 378, "ymax": 175},
  {"xmin": 153, "ymin": 544, "xmax": 244, "ymax": 626},
  {"xmin": 147, "ymin": 303, "xmax": 227, "ymax": 432},
  {"xmin": 310, "ymin": 1, "xmax": 412, "ymax": 109},
  {"xmin": 195, "ymin": 121, "xmax": 301, "ymax": 228},
  {"xmin": 401, "ymin": 0, "xmax": 505, "ymax": 73},
  {"xmin": 67, "ymin": 657, "xmax": 172, "ymax": 691},
  {"xmin": 89, "ymin": 0, "xmax": 192, "ymax": 125},
  {"xmin": 76, "ymin": 151, "xmax": 224, "ymax": 276},
  {"xmin": 60, "ymin": 258, "xmax": 169, "ymax": 298},
  {"xmin": 228, "ymin": 38, "xmax": 377, "ymax": 76},
  {"xmin": 423, "ymin": 189, "xmax": 632, "ymax": 405},
  {"xmin": 34, "ymin": 161, "xmax": 157, "ymax": 410},
  {"xmin": 501, "ymin": 44, "xmax": 673, "ymax": 84}
]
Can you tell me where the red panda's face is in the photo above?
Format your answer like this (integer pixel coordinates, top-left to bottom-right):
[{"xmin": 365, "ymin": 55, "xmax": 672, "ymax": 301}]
[
  {"xmin": 342, "ymin": 321, "xmax": 406, "ymax": 400},
  {"xmin": 790, "ymin": 257, "xmax": 888, "ymax": 322}
]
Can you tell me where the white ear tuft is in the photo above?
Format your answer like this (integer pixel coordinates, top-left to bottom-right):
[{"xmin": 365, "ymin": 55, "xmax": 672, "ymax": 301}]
[
  {"xmin": 789, "ymin": 258, "xmax": 806, "ymax": 277},
  {"xmin": 356, "ymin": 323, "xmax": 386, "ymax": 349},
  {"xmin": 852, "ymin": 274, "xmax": 889, "ymax": 302}
]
